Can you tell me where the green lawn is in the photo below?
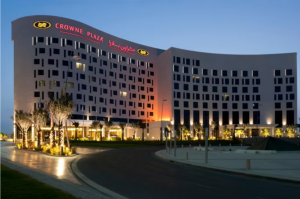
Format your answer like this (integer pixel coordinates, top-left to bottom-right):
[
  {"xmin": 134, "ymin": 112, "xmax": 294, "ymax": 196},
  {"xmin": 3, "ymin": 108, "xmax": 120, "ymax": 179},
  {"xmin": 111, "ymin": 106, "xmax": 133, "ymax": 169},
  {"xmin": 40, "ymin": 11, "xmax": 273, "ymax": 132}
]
[{"xmin": 1, "ymin": 165, "xmax": 76, "ymax": 199}]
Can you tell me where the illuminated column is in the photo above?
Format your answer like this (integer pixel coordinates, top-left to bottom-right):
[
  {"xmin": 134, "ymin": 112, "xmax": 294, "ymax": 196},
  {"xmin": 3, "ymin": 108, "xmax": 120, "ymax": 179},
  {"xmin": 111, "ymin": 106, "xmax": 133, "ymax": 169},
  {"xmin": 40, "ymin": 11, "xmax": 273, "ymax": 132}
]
[
  {"xmin": 124, "ymin": 127, "xmax": 127, "ymax": 139},
  {"xmin": 102, "ymin": 126, "xmax": 105, "ymax": 138},
  {"xmin": 13, "ymin": 122, "xmax": 16, "ymax": 143},
  {"xmin": 32, "ymin": 124, "xmax": 35, "ymax": 141},
  {"xmin": 271, "ymin": 127, "xmax": 274, "ymax": 137},
  {"xmin": 190, "ymin": 122, "xmax": 193, "ymax": 137}
]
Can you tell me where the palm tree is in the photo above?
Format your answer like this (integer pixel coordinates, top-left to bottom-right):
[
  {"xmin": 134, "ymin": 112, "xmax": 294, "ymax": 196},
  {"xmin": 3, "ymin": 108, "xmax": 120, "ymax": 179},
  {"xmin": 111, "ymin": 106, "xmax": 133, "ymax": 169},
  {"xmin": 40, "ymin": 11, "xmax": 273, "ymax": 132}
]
[
  {"xmin": 32, "ymin": 107, "xmax": 49, "ymax": 148},
  {"xmin": 286, "ymin": 125, "xmax": 296, "ymax": 138},
  {"xmin": 242, "ymin": 123, "xmax": 249, "ymax": 138},
  {"xmin": 223, "ymin": 125, "xmax": 231, "ymax": 139},
  {"xmin": 275, "ymin": 127, "xmax": 283, "ymax": 138},
  {"xmin": 131, "ymin": 122, "xmax": 140, "ymax": 140},
  {"xmin": 118, "ymin": 122, "xmax": 126, "ymax": 141},
  {"xmin": 193, "ymin": 122, "xmax": 203, "ymax": 140},
  {"xmin": 183, "ymin": 129, "xmax": 190, "ymax": 140},
  {"xmin": 72, "ymin": 121, "xmax": 79, "ymax": 140},
  {"xmin": 48, "ymin": 95, "xmax": 74, "ymax": 148},
  {"xmin": 104, "ymin": 119, "xmax": 114, "ymax": 139},
  {"xmin": 262, "ymin": 128, "xmax": 270, "ymax": 137},
  {"xmin": 167, "ymin": 123, "xmax": 173, "ymax": 140},
  {"xmin": 177, "ymin": 124, "xmax": 186, "ymax": 141},
  {"xmin": 11, "ymin": 110, "xmax": 32, "ymax": 149}
]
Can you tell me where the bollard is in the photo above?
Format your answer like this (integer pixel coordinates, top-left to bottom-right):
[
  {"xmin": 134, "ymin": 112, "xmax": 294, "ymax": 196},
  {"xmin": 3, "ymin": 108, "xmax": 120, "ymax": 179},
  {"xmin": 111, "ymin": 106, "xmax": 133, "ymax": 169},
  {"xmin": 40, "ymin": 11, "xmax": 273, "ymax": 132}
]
[
  {"xmin": 186, "ymin": 152, "xmax": 188, "ymax": 160},
  {"xmin": 182, "ymin": 144, "xmax": 183, "ymax": 148},
  {"xmin": 189, "ymin": 144, "xmax": 191, "ymax": 148},
  {"xmin": 246, "ymin": 159, "xmax": 250, "ymax": 170},
  {"xmin": 219, "ymin": 143, "xmax": 221, "ymax": 147}
]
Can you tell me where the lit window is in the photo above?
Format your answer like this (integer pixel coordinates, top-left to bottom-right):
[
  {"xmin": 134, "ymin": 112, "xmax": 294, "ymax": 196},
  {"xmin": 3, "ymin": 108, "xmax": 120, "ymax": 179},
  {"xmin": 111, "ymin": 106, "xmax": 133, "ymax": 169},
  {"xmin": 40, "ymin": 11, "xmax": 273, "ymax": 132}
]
[
  {"xmin": 120, "ymin": 91, "xmax": 127, "ymax": 97},
  {"xmin": 39, "ymin": 81, "xmax": 45, "ymax": 87}
]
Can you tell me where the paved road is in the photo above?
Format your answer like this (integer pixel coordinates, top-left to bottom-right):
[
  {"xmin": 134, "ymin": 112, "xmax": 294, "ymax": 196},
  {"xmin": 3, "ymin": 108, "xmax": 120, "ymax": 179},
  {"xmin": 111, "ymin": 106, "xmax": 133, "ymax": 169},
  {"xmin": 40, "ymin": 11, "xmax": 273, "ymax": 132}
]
[{"xmin": 77, "ymin": 147, "xmax": 300, "ymax": 199}]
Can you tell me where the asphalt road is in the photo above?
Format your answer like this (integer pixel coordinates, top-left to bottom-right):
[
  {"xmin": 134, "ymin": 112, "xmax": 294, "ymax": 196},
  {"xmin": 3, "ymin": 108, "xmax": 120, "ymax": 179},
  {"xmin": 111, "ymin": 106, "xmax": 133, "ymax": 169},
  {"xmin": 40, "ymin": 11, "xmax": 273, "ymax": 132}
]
[{"xmin": 77, "ymin": 147, "xmax": 300, "ymax": 199}]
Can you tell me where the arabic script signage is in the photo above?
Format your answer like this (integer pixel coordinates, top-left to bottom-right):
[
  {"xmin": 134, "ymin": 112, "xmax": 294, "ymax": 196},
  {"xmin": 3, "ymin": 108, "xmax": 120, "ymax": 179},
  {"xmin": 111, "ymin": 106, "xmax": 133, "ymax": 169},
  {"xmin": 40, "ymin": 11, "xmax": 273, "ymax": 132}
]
[
  {"xmin": 108, "ymin": 40, "xmax": 135, "ymax": 55},
  {"xmin": 33, "ymin": 21, "xmax": 51, "ymax": 29}
]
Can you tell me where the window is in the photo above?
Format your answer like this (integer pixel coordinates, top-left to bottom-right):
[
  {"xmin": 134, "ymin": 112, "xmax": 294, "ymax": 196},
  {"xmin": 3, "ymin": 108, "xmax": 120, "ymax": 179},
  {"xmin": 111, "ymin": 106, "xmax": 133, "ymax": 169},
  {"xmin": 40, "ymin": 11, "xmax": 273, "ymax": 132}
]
[
  {"xmin": 274, "ymin": 70, "xmax": 281, "ymax": 76},
  {"xmin": 39, "ymin": 80, "xmax": 45, "ymax": 86},
  {"xmin": 275, "ymin": 103, "xmax": 281, "ymax": 109},
  {"xmin": 290, "ymin": 94, "xmax": 295, "ymax": 100},
  {"xmin": 132, "ymin": 94, "xmax": 136, "ymax": 98},
  {"xmin": 286, "ymin": 86, "xmax": 292, "ymax": 92},
  {"xmin": 147, "ymin": 103, "xmax": 151, "ymax": 108},
  {"xmin": 174, "ymin": 83, "xmax": 179, "ymax": 90},
  {"xmin": 253, "ymin": 71, "xmax": 258, "ymax": 77},
  {"xmin": 213, "ymin": 103, "xmax": 218, "ymax": 109},
  {"xmin": 103, "ymin": 89, "xmax": 107, "ymax": 94},
  {"xmin": 275, "ymin": 86, "xmax": 281, "ymax": 92},
  {"xmin": 222, "ymin": 70, "xmax": 228, "ymax": 76},
  {"xmin": 112, "ymin": 54, "xmax": 116, "ymax": 59},
  {"xmin": 52, "ymin": 38, "xmax": 59, "ymax": 43},
  {"xmin": 212, "ymin": 70, "xmax": 218, "ymax": 76},
  {"xmin": 203, "ymin": 86, "xmax": 208, "ymax": 92},
  {"xmin": 232, "ymin": 71, "xmax": 238, "ymax": 77},
  {"xmin": 242, "ymin": 71, "xmax": 248, "ymax": 77},
  {"xmin": 184, "ymin": 101, "xmax": 189, "ymax": 108},
  {"xmin": 80, "ymin": 43, "xmax": 85, "ymax": 49},
  {"xmin": 253, "ymin": 87, "xmax": 259, "ymax": 93},
  {"xmin": 123, "ymin": 66, "xmax": 127, "ymax": 71},
  {"xmin": 202, "ymin": 69, "xmax": 208, "ymax": 75},
  {"xmin": 212, "ymin": 86, "xmax": 218, "ymax": 92},
  {"xmin": 252, "ymin": 103, "xmax": 259, "ymax": 109},
  {"xmin": 48, "ymin": 59, "xmax": 54, "ymax": 65},
  {"xmin": 109, "ymin": 72, "xmax": 114, "ymax": 77},
  {"xmin": 222, "ymin": 87, "xmax": 227, "ymax": 93},
  {"xmin": 62, "ymin": 60, "xmax": 68, "ymax": 66},
  {"xmin": 193, "ymin": 85, "xmax": 198, "ymax": 91},
  {"xmin": 286, "ymin": 102, "xmax": 293, "ymax": 108},
  {"xmin": 193, "ymin": 102, "xmax": 198, "ymax": 108},
  {"xmin": 243, "ymin": 103, "xmax": 248, "ymax": 109},
  {"xmin": 39, "ymin": 48, "xmax": 45, "ymax": 54},
  {"xmin": 102, "ymin": 50, "xmax": 107, "ymax": 56},
  {"xmin": 93, "ymin": 57, "xmax": 97, "ymax": 63},
  {"xmin": 103, "ymin": 60, "xmax": 107, "ymax": 66},
  {"xmin": 222, "ymin": 103, "xmax": 227, "ymax": 109},
  {"xmin": 193, "ymin": 68, "xmax": 198, "ymax": 74},
  {"xmin": 38, "ymin": 37, "xmax": 44, "ymax": 43},
  {"xmin": 232, "ymin": 87, "xmax": 238, "ymax": 93},
  {"xmin": 53, "ymin": 49, "xmax": 60, "ymax": 54},
  {"xmin": 174, "ymin": 100, "xmax": 179, "ymax": 107},
  {"xmin": 37, "ymin": 70, "xmax": 44, "ymax": 76},
  {"xmin": 89, "ymin": 66, "xmax": 93, "ymax": 71},
  {"xmin": 34, "ymin": 92, "xmax": 40, "ymax": 97},
  {"xmin": 203, "ymin": 102, "xmax": 208, "ymax": 109},
  {"xmin": 132, "ymin": 68, "xmax": 136, "ymax": 73},
  {"xmin": 195, "ymin": 60, "xmax": 200, "ymax": 66},
  {"xmin": 242, "ymin": 87, "xmax": 248, "ymax": 93},
  {"xmin": 286, "ymin": 69, "xmax": 292, "ymax": 76},
  {"xmin": 34, "ymin": 59, "xmax": 40, "ymax": 64},
  {"xmin": 53, "ymin": 81, "xmax": 60, "ymax": 87},
  {"xmin": 80, "ymin": 74, "xmax": 85, "ymax": 79},
  {"xmin": 150, "ymin": 72, "xmax": 154, "ymax": 76},
  {"xmin": 76, "ymin": 94, "xmax": 82, "ymax": 99},
  {"xmin": 102, "ymin": 107, "xmax": 107, "ymax": 112},
  {"xmin": 52, "ymin": 70, "xmax": 59, "ymax": 76},
  {"xmin": 66, "ymin": 39, "xmax": 73, "ymax": 46},
  {"xmin": 232, "ymin": 103, "xmax": 238, "ymax": 109},
  {"xmin": 183, "ymin": 84, "xmax": 189, "ymax": 91}
]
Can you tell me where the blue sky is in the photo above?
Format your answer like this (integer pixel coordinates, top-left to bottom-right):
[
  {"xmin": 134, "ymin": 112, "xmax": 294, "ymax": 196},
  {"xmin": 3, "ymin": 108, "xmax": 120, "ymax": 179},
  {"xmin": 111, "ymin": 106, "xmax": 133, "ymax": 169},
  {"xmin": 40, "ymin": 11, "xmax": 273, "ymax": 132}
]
[{"xmin": 1, "ymin": 0, "xmax": 299, "ymax": 133}]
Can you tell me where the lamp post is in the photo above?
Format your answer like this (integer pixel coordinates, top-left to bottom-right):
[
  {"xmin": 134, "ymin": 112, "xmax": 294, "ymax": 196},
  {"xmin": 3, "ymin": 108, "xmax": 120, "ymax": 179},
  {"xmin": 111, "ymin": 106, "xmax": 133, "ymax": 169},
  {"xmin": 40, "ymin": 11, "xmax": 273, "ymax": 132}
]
[{"xmin": 161, "ymin": 99, "xmax": 167, "ymax": 142}]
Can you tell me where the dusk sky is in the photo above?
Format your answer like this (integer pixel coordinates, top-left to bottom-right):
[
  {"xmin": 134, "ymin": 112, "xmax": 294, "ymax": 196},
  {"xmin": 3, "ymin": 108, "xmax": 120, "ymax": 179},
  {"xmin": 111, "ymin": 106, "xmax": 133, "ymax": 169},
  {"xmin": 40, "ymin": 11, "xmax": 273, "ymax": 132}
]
[{"xmin": 1, "ymin": 0, "xmax": 299, "ymax": 134}]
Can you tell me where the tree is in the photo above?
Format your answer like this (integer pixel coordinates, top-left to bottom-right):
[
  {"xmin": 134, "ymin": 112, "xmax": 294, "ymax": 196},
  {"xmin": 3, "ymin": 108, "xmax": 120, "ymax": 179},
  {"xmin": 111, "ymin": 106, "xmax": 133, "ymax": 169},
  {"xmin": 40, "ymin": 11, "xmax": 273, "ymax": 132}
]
[
  {"xmin": 183, "ymin": 129, "xmax": 190, "ymax": 140},
  {"xmin": 104, "ymin": 119, "xmax": 114, "ymax": 139},
  {"xmin": 177, "ymin": 124, "xmax": 186, "ymax": 141},
  {"xmin": 90, "ymin": 120, "xmax": 100, "ymax": 140},
  {"xmin": 131, "ymin": 122, "xmax": 140, "ymax": 140},
  {"xmin": 286, "ymin": 125, "xmax": 296, "ymax": 138},
  {"xmin": 223, "ymin": 125, "xmax": 231, "ymax": 139},
  {"xmin": 32, "ymin": 107, "xmax": 49, "ymax": 148},
  {"xmin": 48, "ymin": 95, "xmax": 74, "ymax": 148},
  {"xmin": 275, "ymin": 128, "xmax": 283, "ymax": 138},
  {"xmin": 262, "ymin": 128, "xmax": 270, "ymax": 137},
  {"xmin": 11, "ymin": 110, "xmax": 32, "ymax": 148},
  {"xmin": 242, "ymin": 123, "xmax": 249, "ymax": 138},
  {"xmin": 118, "ymin": 122, "xmax": 126, "ymax": 141},
  {"xmin": 193, "ymin": 122, "xmax": 203, "ymax": 140},
  {"xmin": 235, "ymin": 130, "xmax": 243, "ymax": 138},
  {"xmin": 72, "ymin": 121, "xmax": 79, "ymax": 140},
  {"xmin": 166, "ymin": 123, "xmax": 173, "ymax": 140}
]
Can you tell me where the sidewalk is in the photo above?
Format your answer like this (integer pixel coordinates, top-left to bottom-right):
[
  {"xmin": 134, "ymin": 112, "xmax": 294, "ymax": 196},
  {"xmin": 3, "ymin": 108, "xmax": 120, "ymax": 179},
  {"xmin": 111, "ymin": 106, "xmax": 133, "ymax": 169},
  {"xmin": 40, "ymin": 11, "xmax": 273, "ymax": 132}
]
[
  {"xmin": 0, "ymin": 141, "xmax": 113, "ymax": 199},
  {"xmin": 155, "ymin": 145, "xmax": 300, "ymax": 183}
]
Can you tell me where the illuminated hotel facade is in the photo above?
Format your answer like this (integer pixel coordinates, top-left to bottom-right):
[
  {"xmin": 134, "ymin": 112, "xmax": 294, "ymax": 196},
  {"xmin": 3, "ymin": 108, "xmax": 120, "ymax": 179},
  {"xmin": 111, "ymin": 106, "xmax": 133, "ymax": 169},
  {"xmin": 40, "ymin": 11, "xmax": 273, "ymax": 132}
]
[{"xmin": 12, "ymin": 15, "xmax": 297, "ymax": 140}]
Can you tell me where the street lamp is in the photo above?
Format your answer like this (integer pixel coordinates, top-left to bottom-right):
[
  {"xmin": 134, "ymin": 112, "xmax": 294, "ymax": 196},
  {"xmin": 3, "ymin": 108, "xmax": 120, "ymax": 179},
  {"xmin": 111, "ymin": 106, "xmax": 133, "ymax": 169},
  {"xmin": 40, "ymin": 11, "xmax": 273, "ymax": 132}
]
[{"xmin": 161, "ymin": 99, "xmax": 167, "ymax": 142}]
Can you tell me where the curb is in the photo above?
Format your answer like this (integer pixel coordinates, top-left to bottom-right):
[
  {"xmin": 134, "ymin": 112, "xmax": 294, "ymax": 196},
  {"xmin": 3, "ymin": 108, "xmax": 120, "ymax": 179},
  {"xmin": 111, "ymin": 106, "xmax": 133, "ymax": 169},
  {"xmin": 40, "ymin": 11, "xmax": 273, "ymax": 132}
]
[
  {"xmin": 155, "ymin": 150, "xmax": 300, "ymax": 184},
  {"xmin": 70, "ymin": 157, "xmax": 129, "ymax": 199}
]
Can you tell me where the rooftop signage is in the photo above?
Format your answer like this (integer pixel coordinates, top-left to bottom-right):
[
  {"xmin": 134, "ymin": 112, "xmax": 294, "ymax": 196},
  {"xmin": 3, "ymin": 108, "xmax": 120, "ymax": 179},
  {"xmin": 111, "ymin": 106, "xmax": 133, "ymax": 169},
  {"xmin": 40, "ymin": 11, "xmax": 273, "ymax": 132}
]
[
  {"xmin": 108, "ymin": 40, "xmax": 135, "ymax": 55},
  {"xmin": 54, "ymin": 23, "xmax": 103, "ymax": 44},
  {"xmin": 137, "ymin": 49, "xmax": 149, "ymax": 56},
  {"xmin": 33, "ymin": 21, "xmax": 51, "ymax": 29}
]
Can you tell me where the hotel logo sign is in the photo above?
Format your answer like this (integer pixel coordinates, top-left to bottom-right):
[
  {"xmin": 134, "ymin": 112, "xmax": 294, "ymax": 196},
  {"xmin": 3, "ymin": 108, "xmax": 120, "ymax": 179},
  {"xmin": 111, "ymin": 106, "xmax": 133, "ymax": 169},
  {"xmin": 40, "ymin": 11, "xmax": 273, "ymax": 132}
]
[
  {"xmin": 137, "ymin": 49, "xmax": 149, "ymax": 56},
  {"xmin": 33, "ymin": 21, "xmax": 51, "ymax": 29}
]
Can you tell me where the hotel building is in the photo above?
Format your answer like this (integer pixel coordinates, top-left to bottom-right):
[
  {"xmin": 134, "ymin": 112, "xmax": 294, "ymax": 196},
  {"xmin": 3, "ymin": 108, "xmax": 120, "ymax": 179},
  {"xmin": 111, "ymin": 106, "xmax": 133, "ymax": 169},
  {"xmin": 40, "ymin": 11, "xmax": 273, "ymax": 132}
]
[{"xmin": 12, "ymin": 15, "xmax": 298, "ymax": 140}]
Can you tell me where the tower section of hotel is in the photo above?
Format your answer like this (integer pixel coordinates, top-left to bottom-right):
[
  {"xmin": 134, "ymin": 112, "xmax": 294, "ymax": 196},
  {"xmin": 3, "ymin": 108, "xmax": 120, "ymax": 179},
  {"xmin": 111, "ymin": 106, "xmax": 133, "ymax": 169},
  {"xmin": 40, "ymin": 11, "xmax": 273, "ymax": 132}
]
[
  {"xmin": 12, "ymin": 15, "xmax": 159, "ymax": 139},
  {"xmin": 157, "ymin": 48, "xmax": 297, "ymax": 138}
]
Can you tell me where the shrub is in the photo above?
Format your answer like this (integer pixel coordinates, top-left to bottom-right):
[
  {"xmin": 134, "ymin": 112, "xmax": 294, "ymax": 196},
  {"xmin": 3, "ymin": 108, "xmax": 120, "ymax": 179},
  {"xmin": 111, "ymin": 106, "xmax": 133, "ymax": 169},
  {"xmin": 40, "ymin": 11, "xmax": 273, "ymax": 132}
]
[
  {"xmin": 111, "ymin": 137, "xmax": 122, "ymax": 141},
  {"xmin": 16, "ymin": 142, "xmax": 22, "ymax": 149}
]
